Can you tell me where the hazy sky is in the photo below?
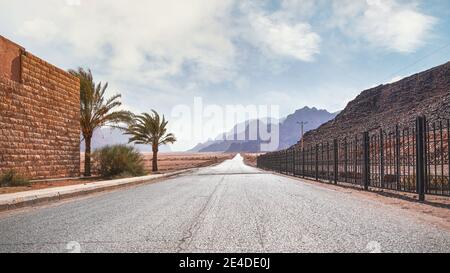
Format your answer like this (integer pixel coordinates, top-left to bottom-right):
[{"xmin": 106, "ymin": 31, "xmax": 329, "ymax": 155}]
[{"xmin": 1, "ymin": 0, "xmax": 449, "ymax": 150}]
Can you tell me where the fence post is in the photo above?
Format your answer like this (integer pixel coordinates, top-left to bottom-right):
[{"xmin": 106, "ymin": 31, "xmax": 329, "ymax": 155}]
[
  {"xmin": 292, "ymin": 149, "xmax": 296, "ymax": 175},
  {"xmin": 416, "ymin": 116, "xmax": 426, "ymax": 202},
  {"xmin": 395, "ymin": 125, "xmax": 401, "ymax": 190},
  {"xmin": 284, "ymin": 150, "xmax": 289, "ymax": 174},
  {"xmin": 327, "ymin": 142, "xmax": 330, "ymax": 181},
  {"xmin": 315, "ymin": 144, "xmax": 319, "ymax": 181},
  {"xmin": 363, "ymin": 132, "xmax": 370, "ymax": 191},
  {"xmin": 279, "ymin": 153, "xmax": 282, "ymax": 173},
  {"xmin": 333, "ymin": 139, "xmax": 338, "ymax": 185},
  {"xmin": 302, "ymin": 147, "xmax": 305, "ymax": 178},
  {"xmin": 344, "ymin": 138, "xmax": 348, "ymax": 183},
  {"xmin": 448, "ymin": 119, "xmax": 450, "ymax": 194},
  {"xmin": 380, "ymin": 128, "xmax": 385, "ymax": 188}
]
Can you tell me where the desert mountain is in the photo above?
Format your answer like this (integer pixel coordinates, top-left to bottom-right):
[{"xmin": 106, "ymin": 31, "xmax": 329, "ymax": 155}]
[
  {"xmin": 299, "ymin": 61, "xmax": 450, "ymax": 147},
  {"xmin": 190, "ymin": 107, "xmax": 337, "ymax": 153}
]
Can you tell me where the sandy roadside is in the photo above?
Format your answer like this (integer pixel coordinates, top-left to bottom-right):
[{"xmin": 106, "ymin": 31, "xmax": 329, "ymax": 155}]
[{"xmin": 1, "ymin": 153, "xmax": 235, "ymax": 195}]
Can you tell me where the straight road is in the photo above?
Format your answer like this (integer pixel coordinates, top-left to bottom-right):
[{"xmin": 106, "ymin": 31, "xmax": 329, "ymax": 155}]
[{"xmin": 0, "ymin": 154, "xmax": 449, "ymax": 253}]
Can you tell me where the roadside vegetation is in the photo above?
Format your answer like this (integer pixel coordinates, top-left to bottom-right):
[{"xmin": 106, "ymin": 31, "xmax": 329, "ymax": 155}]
[
  {"xmin": 0, "ymin": 170, "xmax": 30, "ymax": 187},
  {"xmin": 69, "ymin": 68, "xmax": 131, "ymax": 177},
  {"xmin": 93, "ymin": 145, "xmax": 145, "ymax": 178},
  {"xmin": 124, "ymin": 111, "xmax": 177, "ymax": 172},
  {"xmin": 70, "ymin": 68, "xmax": 177, "ymax": 176}
]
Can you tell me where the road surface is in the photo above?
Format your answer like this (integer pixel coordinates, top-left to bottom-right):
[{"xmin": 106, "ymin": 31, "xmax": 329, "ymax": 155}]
[{"xmin": 0, "ymin": 154, "xmax": 449, "ymax": 253}]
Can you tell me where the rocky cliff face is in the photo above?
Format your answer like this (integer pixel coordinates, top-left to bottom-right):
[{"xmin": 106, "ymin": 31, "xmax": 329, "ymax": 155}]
[
  {"xmin": 278, "ymin": 107, "xmax": 338, "ymax": 149},
  {"xmin": 300, "ymin": 61, "xmax": 450, "ymax": 146}
]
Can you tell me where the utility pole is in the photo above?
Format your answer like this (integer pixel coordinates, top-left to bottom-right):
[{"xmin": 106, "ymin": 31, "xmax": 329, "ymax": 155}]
[{"xmin": 297, "ymin": 121, "xmax": 308, "ymax": 150}]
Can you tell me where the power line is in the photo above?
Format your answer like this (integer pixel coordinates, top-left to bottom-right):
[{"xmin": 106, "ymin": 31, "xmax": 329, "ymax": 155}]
[{"xmin": 382, "ymin": 41, "xmax": 450, "ymax": 83}]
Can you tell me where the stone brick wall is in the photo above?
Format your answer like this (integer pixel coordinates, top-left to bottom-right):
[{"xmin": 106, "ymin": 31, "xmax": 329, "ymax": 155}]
[{"xmin": 0, "ymin": 36, "xmax": 80, "ymax": 179}]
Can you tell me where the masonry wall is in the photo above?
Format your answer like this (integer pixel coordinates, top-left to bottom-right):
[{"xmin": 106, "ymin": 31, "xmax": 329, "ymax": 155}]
[{"xmin": 0, "ymin": 36, "xmax": 80, "ymax": 179}]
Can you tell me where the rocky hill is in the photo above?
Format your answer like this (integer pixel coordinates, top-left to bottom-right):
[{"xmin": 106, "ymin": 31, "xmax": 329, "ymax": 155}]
[
  {"xmin": 278, "ymin": 107, "xmax": 339, "ymax": 149},
  {"xmin": 299, "ymin": 61, "xmax": 450, "ymax": 146},
  {"xmin": 190, "ymin": 119, "xmax": 275, "ymax": 153}
]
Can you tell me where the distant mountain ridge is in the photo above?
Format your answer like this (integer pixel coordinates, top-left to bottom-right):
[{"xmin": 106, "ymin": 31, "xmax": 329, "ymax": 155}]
[
  {"xmin": 189, "ymin": 107, "xmax": 337, "ymax": 153},
  {"xmin": 188, "ymin": 118, "xmax": 276, "ymax": 153}
]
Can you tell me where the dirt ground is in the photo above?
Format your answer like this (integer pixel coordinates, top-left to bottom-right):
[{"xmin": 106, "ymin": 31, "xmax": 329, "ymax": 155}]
[
  {"xmin": 140, "ymin": 152, "xmax": 235, "ymax": 173},
  {"xmin": 243, "ymin": 153, "xmax": 261, "ymax": 167},
  {"xmin": 1, "ymin": 153, "xmax": 234, "ymax": 195},
  {"xmin": 0, "ymin": 177, "xmax": 101, "ymax": 194},
  {"xmin": 80, "ymin": 152, "xmax": 234, "ymax": 174}
]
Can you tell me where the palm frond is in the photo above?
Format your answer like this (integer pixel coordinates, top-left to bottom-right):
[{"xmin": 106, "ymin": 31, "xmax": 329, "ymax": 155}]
[
  {"xmin": 125, "ymin": 110, "xmax": 177, "ymax": 150},
  {"xmin": 70, "ymin": 67, "xmax": 129, "ymax": 138}
]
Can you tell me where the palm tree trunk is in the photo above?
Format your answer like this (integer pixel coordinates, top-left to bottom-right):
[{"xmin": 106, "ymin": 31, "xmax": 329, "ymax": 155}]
[
  {"xmin": 84, "ymin": 136, "xmax": 92, "ymax": 177},
  {"xmin": 152, "ymin": 146, "xmax": 158, "ymax": 172}
]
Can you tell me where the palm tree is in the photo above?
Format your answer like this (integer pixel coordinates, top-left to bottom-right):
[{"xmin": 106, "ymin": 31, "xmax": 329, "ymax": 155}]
[
  {"xmin": 124, "ymin": 110, "xmax": 176, "ymax": 172},
  {"xmin": 69, "ymin": 68, "xmax": 131, "ymax": 177}
]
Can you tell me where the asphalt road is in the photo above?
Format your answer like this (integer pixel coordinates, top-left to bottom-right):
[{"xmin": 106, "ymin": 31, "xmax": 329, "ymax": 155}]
[{"xmin": 0, "ymin": 154, "xmax": 449, "ymax": 253}]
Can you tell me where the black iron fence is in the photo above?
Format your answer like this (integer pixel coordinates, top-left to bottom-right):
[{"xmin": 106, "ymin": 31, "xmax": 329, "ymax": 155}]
[{"xmin": 257, "ymin": 116, "xmax": 450, "ymax": 200}]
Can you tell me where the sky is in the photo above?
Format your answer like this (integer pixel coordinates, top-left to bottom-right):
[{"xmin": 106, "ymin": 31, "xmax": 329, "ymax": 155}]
[{"xmin": 1, "ymin": 0, "xmax": 449, "ymax": 151}]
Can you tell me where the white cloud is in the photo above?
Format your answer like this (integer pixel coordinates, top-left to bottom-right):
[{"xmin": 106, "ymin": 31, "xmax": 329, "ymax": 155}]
[
  {"xmin": 3, "ymin": 0, "xmax": 237, "ymax": 85},
  {"xmin": 332, "ymin": 0, "xmax": 436, "ymax": 53},
  {"xmin": 277, "ymin": 0, "xmax": 320, "ymax": 20},
  {"xmin": 1, "ymin": 0, "xmax": 322, "ymax": 89},
  {"xmin": 238, "ymin": 1, "xmax": 321, "ymax": 62},
  {"xmin": 18, "ymin": 19, "xmax": 59, "ymax": 43},
  {"xmin": 0, "ymin": 0, "xmax": 440, "ymax": 151},
  {"xmin": 247, "ymin": 12, "xmax": 321, "ymax": 61}
]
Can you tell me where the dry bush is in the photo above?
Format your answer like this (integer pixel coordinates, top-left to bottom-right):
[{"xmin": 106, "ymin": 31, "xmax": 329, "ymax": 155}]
[
  {"xmin": 93, "ymin": 145, "xmax": 145, "ymax": 178},
  {"xmin": 0, "ymin": 170, "xmax": 30, "ymax": 187}
]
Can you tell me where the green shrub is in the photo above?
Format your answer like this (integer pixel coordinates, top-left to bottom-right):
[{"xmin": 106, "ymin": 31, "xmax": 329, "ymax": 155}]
[
  {"xmin": 0, "ymin": 170, "xmax": 31, "ymax": 187},
  {"xmin": 93, "ymin": 145, "xmax": 145, "ymax": 178}
]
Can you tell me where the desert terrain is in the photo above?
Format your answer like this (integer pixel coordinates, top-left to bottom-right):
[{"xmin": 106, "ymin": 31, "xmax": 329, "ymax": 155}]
[{"xmin": 0, "ymin": 153, "xmax": 235, "ymax": 194}]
